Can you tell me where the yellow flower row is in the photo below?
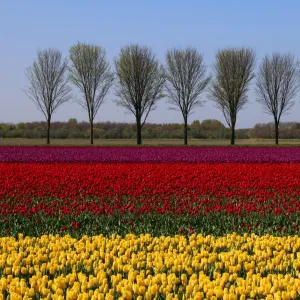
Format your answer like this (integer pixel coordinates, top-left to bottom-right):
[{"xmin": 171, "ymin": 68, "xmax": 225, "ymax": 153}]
[{"xmin": 0, "ymin": 233, "xmax": 300, "ymax": 299}]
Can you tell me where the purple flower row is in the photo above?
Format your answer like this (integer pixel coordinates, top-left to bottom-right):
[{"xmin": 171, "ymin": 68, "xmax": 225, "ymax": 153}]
[{"xmin": 0, "ymin": 146, "xmax": 300, "ymax": 163}]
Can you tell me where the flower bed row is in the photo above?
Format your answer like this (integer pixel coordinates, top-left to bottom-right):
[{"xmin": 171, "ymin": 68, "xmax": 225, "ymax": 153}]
[
  {"xmin": 1, "ymin": 146, "xmax": 300, "ymax": 163},
  {"xmin": 1, "ymin": 163, "xmax": 300, "ymax": 237},
  {"xmin": 2, "ymin": 163, "xmax": 300, "ymax": 203},
  {"xmin": 0, "ymin": 233, "xmax": 299, "ymax": 299}
]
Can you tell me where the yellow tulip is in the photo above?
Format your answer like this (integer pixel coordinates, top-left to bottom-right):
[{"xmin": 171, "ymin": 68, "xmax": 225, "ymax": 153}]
[
  {"xmin": 150, "ymin": 284, "xmax": 158, "ymax": 295},
  {"xmin": 138, "ymin": 286, "xmax": 146, "ymax": 295},
  {"xmin": 194, "ymin": 292, "xmax": 204, "ymax": 300},
  {"xmin": 5, "ymin": 267, "xmax": 12, "ymax": 275},
  {"xmin": 181, "ymin": 273, "xmax": 188, "ymax": 286},
  {"xmin": 229, "ymin": 293, "xmax": 237, "ymax": 300},
  {"xmin": 290, "ymin": 290, "xmax": 297, "ymax": 299}
]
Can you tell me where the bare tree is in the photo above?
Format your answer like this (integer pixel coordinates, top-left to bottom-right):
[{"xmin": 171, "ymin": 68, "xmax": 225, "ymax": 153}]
[
  {"xmin": 165, "ymin": 47, "xmax": 210, "ymax": 145},
  {"xmin": 24, "ymin": 48, "xmax": 71, "ymax": 144},
  {"xmin": 210, "ymin": 48, "xmax": 255, "ymax": 145},
  {"xmin": 115, "ymin": 44, "xmax": 165, "ymax": 145},
  {"xmin": 69, "ymin": 43, "xmax": 114, "ymax": 144},
  {"xmin": 256, "ymin": 53, "xmax": 300, "ymax": 145}
]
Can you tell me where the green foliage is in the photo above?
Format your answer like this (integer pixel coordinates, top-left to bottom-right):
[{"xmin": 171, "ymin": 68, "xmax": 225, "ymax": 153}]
[{"xmin": 1, "ymin": 209, "xmax": 298, "ymax": 239}]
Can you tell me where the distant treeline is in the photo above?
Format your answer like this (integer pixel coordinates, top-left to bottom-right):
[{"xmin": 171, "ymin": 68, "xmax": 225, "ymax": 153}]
[
  {"xmin": 1, "ymin": 119, "xmax": 300, "ymax": 140},
  {"xmin": 21, "ymin": 44, "xmax": 300, "ymax": 145}
]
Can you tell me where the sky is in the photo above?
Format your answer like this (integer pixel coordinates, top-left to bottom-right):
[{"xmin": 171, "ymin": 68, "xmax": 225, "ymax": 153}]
[{"xmin": 1, "ymin": 0, "xmax": 300, "ymax": 128}]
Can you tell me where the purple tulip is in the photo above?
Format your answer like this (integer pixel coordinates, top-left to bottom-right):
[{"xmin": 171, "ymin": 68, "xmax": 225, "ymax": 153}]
[{"xmin": 0, "ymin": 146, "xmax": 300, "ymax": 163}]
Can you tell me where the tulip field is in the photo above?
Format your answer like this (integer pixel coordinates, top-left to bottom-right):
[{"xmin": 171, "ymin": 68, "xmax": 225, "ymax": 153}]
[{"xmin": 1, "ymin": 146, "xmax": 300, "ymax": 299}]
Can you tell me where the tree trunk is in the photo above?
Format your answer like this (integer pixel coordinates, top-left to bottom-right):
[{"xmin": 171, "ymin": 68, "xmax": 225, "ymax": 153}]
[
  {"xmin": 136, "ymin": 117, "xmax": 142, "ymax": 145},
  {"xmin": 275, "ymin": 120, "xmax": 279, "ymax": 145},
  {"xmin": 46, "ymin": 118, "xmax": 51, "ymax": 145},
  {"xmin": 184, "ymin": 117, "xmax": 188, "ymax": 145},
  {"xmin": 230, "ymin": 125, "xmax": 235, "ymax": 145},
  {"xmin": 90, "ymin": 121, "xmax": 94, "ymax": 145}
]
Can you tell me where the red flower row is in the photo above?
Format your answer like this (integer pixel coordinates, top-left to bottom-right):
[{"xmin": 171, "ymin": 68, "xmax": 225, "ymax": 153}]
[{"xmin": 1, "ymin": 163, "xmax": 300, "ymax": 217}]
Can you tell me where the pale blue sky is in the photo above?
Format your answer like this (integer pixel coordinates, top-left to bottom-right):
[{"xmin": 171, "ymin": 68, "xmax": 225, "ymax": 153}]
[{"xmin": 1, "ymin": 0, "xmax": 300, "ymax": 128}]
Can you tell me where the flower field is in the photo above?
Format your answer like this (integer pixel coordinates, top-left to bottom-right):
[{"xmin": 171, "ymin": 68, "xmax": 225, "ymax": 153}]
[
  {"xmin": 2, "ymin": 146, "xmax": 300, "ymax": 163},
  {"xmin": 1, "ymin": 146, "xmax": 300, "ymax": 299}
]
